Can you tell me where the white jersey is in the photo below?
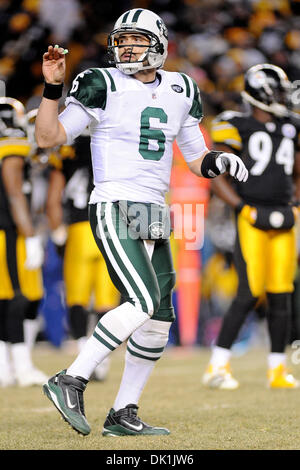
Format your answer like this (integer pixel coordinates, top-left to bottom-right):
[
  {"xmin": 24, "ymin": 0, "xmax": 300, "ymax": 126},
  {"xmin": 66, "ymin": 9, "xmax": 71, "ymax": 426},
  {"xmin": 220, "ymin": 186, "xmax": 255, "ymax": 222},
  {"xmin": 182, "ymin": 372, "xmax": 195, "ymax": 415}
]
[{"xmin": 59, "ymin": 67, "xmax": 207, "ymax": 204}]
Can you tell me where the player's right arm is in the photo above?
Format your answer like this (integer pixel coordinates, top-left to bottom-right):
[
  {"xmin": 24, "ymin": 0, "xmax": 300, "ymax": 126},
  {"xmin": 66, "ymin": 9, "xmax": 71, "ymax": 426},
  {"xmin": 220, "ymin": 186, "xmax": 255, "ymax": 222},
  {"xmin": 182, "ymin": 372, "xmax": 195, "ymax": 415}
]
[
  {"xmin": 35, "ymin": 45, "xmax": 68, "ymax": 148},
  {"xmin": 36, "ymin": 46, "xmax": 97, "ymax": 149}
]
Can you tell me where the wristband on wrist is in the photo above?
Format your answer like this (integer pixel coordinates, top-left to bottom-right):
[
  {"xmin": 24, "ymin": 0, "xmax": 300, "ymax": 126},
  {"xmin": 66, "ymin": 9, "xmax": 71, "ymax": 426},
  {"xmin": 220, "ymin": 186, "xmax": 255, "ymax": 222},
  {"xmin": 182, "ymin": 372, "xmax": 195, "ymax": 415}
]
[
  {"xmin": 200, "ymin": 151, "xmax": 223, "ymax": 178},
  {"xmin": 43, "ymin": 82, "xmax": 64, "ymax": 100}
]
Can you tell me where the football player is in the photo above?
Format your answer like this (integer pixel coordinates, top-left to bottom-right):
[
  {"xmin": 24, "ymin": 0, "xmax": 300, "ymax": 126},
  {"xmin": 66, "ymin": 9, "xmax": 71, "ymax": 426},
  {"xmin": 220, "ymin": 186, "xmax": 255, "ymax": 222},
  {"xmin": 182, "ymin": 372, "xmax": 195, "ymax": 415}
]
[
  {"xmin": 203, "ymin": 63, "xmax": 300, "ymax": 390},
  {"xmin": 46, "ymin": 129, "xmax": 120, "ymax": 380},
  {"xmin": 36, "ymin": 8, "xmax": 247, "ymax": 436},
  {"xmin": 0, "ymin": 98, "xmax": 47, "ymax": 387}
]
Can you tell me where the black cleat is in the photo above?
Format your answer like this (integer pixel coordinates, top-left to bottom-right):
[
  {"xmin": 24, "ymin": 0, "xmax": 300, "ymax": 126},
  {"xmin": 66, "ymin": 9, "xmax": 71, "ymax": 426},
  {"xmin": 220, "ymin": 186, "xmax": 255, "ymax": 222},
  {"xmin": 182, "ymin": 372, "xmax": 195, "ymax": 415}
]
[
  {"xmin": 102, "ymin": 404, "xmax": 170, "ymax": 436},
  {"xmin": 43, "ymin": 369, "xmax": 91, "ymax": 435}
]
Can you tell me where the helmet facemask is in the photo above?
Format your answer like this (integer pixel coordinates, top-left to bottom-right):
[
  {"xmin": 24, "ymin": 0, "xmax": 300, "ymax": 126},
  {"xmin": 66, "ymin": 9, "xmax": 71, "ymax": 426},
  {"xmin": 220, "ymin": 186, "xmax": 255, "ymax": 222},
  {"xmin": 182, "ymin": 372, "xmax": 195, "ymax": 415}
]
[
  {"xmin": 108, "ymin": 28, "xmax": 165, "ymax": 75},
  {"xmin": 107, "ymin": 9, "xmax": 168, "ymax": 76}
]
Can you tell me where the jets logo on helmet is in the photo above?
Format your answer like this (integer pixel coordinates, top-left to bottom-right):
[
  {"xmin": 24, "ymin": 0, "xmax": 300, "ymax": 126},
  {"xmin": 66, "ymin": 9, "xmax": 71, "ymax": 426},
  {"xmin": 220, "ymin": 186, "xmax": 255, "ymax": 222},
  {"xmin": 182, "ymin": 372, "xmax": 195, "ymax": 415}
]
[
  {"xmin": 241, "ymin": 63, "xmax": 292, "ymax": 117},
  {"xmin": 107, "ymin": 9, "xmax": 168, "ymax": 75},
  {"xmin": 156, "ymin": 19, "xmax": 168, "ymax": 39}
]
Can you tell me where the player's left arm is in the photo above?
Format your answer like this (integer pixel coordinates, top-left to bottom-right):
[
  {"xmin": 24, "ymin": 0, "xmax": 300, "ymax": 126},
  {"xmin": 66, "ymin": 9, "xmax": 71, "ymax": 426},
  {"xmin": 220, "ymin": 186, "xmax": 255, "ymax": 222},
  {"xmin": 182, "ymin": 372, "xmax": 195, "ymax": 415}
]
[
  {"xmin": 188, "ymin": 150, "xmax": 248, "ymax": 181},
  {"xmin": 176, "ymin": 124, "xmax": 248, "ymax": 182}
]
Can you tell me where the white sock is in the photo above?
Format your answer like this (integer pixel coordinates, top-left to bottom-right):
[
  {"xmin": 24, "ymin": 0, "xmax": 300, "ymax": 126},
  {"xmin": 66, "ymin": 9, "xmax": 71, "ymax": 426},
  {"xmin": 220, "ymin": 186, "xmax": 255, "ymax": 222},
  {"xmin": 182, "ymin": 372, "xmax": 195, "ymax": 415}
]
[
  {"xmin": 23, "ymin": 318, "xmax": 42, "ymax": 349},
  {"xmin": 67, "ymin": 302, "xmax": 150, "ymax": 380},
  {"xmin": 0, "ymin": 341, "xmax": 13, "ymax": 374},
  {"xmin": 113, "ymin": 319, "xmax": 171, "ymax": 411},
  {"xmin": 10, "ymin": 342, "xmax": 34, "ymax": 374},
  {"xmin": 77, "ymin": 336, "xmax": 88, "ymax": 353},
  {"xmin": 113, "ymin": 352, "xmax": 155, "ymax": 411},
  {"xmin": 210, "ymin": 346, "xmax": 232, "ymax": 368},
  {"xmin": 268, "ymin": 353, "xmax": 286, "ymax": 369}
]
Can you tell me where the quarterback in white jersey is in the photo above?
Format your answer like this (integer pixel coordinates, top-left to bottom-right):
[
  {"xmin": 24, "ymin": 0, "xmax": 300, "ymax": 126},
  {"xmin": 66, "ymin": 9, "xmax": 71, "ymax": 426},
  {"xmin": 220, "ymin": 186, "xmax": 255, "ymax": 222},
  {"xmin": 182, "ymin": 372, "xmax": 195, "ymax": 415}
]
[
  {"xmin": 36, "ymin": 8, "xmax": 248, "ymax": 437},
  {"xmin": 60, "ymin": 66, "xmax": 208, "ymax": 205}
]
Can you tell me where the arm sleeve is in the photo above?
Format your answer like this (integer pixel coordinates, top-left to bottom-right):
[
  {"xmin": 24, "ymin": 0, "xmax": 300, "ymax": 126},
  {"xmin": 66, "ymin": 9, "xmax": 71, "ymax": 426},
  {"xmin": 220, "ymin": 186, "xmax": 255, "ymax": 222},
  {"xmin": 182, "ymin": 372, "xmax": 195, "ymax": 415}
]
[
  {"xmin": 176, "ymin": 122, "xmax": 208, "ymax": 163},
  {"xmin": 58, "ymin": 103, "xmax": 92, "ymax": 145}
]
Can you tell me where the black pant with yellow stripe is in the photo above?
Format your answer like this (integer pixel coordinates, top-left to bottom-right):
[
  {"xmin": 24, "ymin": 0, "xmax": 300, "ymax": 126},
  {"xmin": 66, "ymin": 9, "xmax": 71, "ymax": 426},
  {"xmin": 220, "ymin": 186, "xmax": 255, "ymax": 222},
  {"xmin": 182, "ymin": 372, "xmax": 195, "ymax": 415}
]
[
  {"xmin": 0, "ymin": 228, "xmax": 43, "ymax": 343},
  {"xmin": 217, "ymin": 214, "xmax": 297, "ymax": 353}
]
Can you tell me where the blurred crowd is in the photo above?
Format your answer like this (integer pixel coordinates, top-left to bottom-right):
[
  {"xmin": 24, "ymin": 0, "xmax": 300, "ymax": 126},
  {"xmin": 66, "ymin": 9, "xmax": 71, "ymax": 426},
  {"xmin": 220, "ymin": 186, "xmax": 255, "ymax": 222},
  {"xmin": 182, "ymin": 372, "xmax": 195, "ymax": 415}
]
[
  {"xmin": 1, "ymin": 0, "xmax": 300, "ymax": 349},
  {"xmin": 1, "ymin": 0, "xmax": 300, "ymax": 118}
]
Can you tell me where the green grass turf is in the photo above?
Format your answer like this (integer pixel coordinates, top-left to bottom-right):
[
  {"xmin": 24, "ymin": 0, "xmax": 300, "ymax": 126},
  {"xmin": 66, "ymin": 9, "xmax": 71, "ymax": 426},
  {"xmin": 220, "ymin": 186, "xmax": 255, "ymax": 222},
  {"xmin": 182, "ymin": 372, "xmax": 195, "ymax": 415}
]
[{"xmin": 1, "ymin": 342, "xmax": 300, "ymax": 450}]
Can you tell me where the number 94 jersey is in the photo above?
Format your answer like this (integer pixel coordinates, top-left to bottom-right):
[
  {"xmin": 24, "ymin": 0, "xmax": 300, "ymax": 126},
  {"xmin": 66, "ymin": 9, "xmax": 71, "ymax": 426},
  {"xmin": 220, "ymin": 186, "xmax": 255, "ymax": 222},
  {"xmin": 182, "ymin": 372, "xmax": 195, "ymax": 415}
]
[
  {"xmin": 65, "ymin": 67, "xmax": 203, "ymax": 205},
  {"xmin": 211, "ymin": 111, "xmax": 300, "ymax": 206}
]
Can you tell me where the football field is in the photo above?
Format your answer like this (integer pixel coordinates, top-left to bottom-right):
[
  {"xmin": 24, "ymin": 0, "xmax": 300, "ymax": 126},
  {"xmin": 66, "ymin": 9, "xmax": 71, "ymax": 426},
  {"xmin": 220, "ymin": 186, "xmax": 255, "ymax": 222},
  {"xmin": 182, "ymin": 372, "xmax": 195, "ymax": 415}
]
[{"xmin": 1, "ymin": 342, "xmax": 300, "ymax": 451}]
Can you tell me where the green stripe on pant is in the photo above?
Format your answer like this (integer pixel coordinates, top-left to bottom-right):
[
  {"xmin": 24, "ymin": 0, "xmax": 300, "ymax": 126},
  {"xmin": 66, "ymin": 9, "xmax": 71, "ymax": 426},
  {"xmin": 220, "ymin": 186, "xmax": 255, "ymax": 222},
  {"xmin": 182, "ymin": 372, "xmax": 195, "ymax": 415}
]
[
  {"xmin": 89, "ymin": 202, "xmax": 160, "ymax": 315},
  {"xmin": 88, "ymin": 202, "xmax": 176, "ymax": 322}
]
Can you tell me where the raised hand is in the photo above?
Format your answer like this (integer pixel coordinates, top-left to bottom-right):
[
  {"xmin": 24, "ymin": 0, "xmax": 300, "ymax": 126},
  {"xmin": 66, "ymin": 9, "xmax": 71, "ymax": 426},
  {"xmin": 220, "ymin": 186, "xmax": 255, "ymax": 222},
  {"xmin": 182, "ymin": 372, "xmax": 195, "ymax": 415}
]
[{"xmin": 42, "ymin": 45, "xmax": 68, "ymax": 85}]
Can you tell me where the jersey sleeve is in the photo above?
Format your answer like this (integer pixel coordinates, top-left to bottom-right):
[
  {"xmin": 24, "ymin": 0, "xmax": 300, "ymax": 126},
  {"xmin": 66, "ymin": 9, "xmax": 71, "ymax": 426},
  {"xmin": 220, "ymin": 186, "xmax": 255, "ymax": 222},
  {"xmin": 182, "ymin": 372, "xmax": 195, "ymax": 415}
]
[
  {"xmin": 58, "ymin": 103, "xmax": 91, "ymax": 144},
  {"xmin": 65, "ymin": 68, "xmax": 109, "ymax": 122},
  {"xmin": 211, "ymin": 113, "xmax": 242, "ymax": 151},
  {"xmin": 179, "ymin": 73, "xmax": 203, "ymax": 127},
  {"xmin": 176, "ymin": 123, "xmax": 208, "ymax": 163}
]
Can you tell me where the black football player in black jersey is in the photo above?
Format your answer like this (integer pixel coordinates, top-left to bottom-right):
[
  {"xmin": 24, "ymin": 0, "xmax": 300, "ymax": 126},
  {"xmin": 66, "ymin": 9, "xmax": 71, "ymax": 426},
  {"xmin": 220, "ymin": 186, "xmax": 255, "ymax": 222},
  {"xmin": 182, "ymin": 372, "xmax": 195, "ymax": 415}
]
[{"xmin": 202, "ymin": 64, "xmax": 300, "ymax": 389}]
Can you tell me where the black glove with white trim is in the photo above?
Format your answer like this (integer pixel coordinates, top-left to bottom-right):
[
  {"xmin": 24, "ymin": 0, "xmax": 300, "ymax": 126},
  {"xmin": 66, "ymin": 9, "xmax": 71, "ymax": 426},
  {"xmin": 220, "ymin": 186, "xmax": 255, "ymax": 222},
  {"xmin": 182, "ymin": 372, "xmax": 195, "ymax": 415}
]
[{"xmin": 201, "ymin": 151, "xmax": 248, "ymax": 182}]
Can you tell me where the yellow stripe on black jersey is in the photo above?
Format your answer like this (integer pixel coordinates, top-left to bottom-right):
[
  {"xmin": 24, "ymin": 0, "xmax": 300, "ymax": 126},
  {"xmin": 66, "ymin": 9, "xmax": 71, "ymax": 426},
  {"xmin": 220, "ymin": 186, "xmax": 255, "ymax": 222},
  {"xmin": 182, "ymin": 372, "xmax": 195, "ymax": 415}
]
[
  {"xmin": 211, "ymin": 120, "xmax": 242, "ymax": 151},
  {"xmin": 211, "ymin": 111, "xmax": 300, "ymax": 206},
  {"xmin": 0, "ymin": 137, "xmax": 31, "ymax": 159}
]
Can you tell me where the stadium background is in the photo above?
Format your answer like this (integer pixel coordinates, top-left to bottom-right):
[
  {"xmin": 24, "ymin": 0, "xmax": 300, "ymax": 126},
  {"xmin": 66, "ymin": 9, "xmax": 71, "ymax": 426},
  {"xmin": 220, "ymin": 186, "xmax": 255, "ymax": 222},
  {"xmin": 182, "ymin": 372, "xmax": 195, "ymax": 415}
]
[{"xmin": 1, "ymin": 0, "xmax": 300, "ymax": 350}]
